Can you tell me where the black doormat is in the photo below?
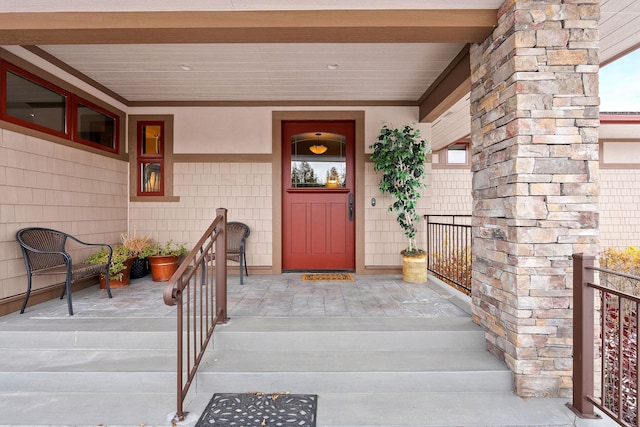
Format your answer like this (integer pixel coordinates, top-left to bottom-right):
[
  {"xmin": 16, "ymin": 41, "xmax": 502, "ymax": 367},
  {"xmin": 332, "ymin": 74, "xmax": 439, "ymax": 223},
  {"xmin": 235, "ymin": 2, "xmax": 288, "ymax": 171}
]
[{"xmin": 195, "ymin": 392, "xmax": 317, "ymax": 426}]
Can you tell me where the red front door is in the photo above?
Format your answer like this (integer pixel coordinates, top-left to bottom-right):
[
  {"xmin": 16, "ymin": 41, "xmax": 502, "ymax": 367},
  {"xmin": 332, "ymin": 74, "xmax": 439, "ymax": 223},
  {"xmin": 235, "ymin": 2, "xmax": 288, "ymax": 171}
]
[{"xmin": 282, "ymin": 120, "xmax": 355, "ymax": 271}]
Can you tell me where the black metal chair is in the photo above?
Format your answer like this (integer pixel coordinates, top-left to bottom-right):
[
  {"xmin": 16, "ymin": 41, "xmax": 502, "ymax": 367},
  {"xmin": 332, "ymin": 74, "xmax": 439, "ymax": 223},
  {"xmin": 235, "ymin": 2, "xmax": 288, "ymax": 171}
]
[
  {"xmin": 210, "ymin": 222, "xmax": 250, "ymax": 284},
  {"xmin": 16, "ymin": 227, "xmax": 113, "ymax": 316}
]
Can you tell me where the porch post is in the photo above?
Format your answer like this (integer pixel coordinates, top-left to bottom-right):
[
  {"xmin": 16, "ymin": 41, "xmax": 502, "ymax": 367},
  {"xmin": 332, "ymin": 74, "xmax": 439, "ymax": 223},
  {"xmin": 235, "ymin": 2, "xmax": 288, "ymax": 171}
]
[
  {"xmin": 215, "ymin": 207, "xmax": 228, "ymax": 323},
  {"xmin": 469, "ymin": 0, "xmax": 600, "ymax": 397},
  {"xmin": 569, "ymin": 253, "xmax": 597, "ymax": 418}
]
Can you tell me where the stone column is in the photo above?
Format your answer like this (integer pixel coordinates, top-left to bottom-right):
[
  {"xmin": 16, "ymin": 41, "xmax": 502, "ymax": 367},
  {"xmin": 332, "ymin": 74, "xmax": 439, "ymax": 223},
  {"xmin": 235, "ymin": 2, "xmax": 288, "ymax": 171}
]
[{"xmin": 469, "ymin": 0, "xmax": 599, "ymax": 397}]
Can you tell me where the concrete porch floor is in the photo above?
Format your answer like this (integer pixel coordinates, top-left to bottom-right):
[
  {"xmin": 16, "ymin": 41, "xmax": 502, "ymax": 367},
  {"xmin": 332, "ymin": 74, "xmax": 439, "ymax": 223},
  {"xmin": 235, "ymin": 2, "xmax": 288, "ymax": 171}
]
[{"xmin": 0, "ymin": 272, "xmax": 618, "ymax": 426}]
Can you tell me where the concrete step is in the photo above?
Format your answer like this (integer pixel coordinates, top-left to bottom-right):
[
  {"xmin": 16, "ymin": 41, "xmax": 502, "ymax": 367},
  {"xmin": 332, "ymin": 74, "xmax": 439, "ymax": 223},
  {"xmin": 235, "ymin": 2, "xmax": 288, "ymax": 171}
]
[
  {"xmin": 0, "ymin": 316, "xmax": 487, "ymax": 351},
  {"xmin": 0, "ymin": 315, "xmax": 525, "ymax": 426},
  {"xmin": 0, "ymin": 330, "xmax": 176, "ymax": 350},
  {"xmin": 0, "ymin": 317, "xmax": 177, "ymax": 395},
  {"xmin": 0, "ymin": 348, "xmax": 511, "ymax": 395},
  {"xmin": 0, "ymin": 391, "xmax": 183, "ymax": 426},
  {"xmin": 214, "ymin": 316, "xmax": 487, "ymax": 351},
  {"xmin": 0, "ymin": 390, "xmax": 592, "ymax": 427},
  {"xmin": 179, "ymin": 392, "xmax": 591, "ymax": 427},
  {"xmin": 0, "ymin": 371, "xmax": 175, "ymax": 393},
  {"xmin": 0, "ymin": 317, "xmax": 176, "ymax": 349},
  {"xmin": 192, "ymin": 317, "xmax": 513, "ymax": 396},
  {"xmin": 0, "ymin": 348, "xmax": 175, "ymax": 372},
  {"xmin": 313, "ymin": 392, "xmax": 582, "ymax": 427},
  {"xmin": 0, "ymin": 316, "xmax": 177, "ymax": 332},
  {"xmin": 0, "ymin": 348, "xmax": 176, "ymax": 393},
  {"xmin": 196, "ymin": 367, "xmax": 513, "ymax": 394}
]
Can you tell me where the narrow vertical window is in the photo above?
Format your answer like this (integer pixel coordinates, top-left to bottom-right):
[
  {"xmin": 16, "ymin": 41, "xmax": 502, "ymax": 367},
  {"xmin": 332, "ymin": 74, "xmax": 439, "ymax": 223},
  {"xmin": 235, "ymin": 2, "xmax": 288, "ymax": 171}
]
[{"xmin": 137, "ymin": 121, "xmax": 164, "ymax": 195}]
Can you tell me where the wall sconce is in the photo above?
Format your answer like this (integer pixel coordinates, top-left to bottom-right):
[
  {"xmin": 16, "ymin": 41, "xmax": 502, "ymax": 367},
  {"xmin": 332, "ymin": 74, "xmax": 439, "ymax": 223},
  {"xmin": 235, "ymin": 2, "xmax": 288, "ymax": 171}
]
[{"xmin": 309, "ymin": 132, "xmax": 328, "ymax": 154}]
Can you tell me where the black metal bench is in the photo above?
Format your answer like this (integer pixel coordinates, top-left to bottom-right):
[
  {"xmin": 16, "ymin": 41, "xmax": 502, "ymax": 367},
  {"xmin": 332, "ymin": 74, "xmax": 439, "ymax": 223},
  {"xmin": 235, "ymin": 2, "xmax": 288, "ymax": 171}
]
[{"xmin": 16, "ymin": 227, "xmax": 113, "ymax": 316}]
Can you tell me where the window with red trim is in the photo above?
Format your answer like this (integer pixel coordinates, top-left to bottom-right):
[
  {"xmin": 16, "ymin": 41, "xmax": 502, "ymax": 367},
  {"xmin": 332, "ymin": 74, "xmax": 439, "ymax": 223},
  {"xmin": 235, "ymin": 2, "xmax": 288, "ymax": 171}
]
[
  {"xmin": 73, "ymin": 99, "xmax": 119, "ymax": 154},
  {"xmin": 1, "ymin": 60, "xmax": 119, "ymax": 153},
  {"xmin": 2, "ymin": 61, "xmax": 70, "ymax": 138},
  {"xmin": 137, "ymin": 121, "xmax": 164, "ymax": 196}
]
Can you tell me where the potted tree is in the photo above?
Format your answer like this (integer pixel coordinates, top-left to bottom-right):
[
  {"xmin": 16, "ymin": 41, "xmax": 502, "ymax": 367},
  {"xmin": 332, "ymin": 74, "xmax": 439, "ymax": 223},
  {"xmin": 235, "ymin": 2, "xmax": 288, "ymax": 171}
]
[
  {"xmin": 120, "ymin": 231, "xmax": 153, "ymax": 279},
  {"xmin": 140, "ymin": 240, "xmax": 189, "ymax": 282},
  {"xmin": 85, "ymin": 246, "xmax": 134, "ymax": 288},
  {"xmin": 370, "ymin": 122, "xmax": 430, "ymax": 283}
]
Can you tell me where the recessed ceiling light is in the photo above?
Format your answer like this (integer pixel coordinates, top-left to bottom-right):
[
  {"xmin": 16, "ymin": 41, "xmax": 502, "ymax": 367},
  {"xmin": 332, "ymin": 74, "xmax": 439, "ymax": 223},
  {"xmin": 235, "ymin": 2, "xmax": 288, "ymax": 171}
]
[
  {"xmin": 327, "ymin": 64, "xmax": 339, "ymax": 70},
  {"xmin": 179, "ymin": 64, "xmax": 192, "ymax": 71}
]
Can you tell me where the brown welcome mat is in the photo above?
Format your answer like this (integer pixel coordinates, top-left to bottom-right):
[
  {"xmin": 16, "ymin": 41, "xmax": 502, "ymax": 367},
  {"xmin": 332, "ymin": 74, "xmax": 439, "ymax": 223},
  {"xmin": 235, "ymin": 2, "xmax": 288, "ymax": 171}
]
[
  {"xmin": 195, "ymin": 392, "xmax": 317, "ymax": 426},
  {"xmin": 302, "ymin": 273, "xmax": 354, "ymax": 282}
]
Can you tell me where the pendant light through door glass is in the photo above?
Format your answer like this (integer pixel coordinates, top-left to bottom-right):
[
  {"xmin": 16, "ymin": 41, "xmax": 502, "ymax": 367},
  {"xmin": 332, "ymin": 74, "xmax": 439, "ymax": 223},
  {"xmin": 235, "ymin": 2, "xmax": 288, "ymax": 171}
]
[{"xmin": 309, "ymin": 132, "xmax": 328, "ymax": 155}]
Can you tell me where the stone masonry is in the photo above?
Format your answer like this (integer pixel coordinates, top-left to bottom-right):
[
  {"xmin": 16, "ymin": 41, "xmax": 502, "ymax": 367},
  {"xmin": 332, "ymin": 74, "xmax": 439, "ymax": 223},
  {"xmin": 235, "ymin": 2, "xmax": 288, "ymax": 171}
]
[{"xmin": 469, "ymin": 0, "xmax": 600, "ymax": 397}]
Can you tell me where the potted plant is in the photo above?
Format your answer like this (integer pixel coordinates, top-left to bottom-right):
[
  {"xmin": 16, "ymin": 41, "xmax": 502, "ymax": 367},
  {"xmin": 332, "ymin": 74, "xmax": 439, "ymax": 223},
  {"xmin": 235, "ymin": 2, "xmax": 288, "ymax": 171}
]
[
  {"xmin": 140, "ymin": 240, "xmax": 189, "ymax": 282},
  {"xmin": 85, "ymin": 245, "xmax": 134, "ymax": 289},
  {"xmin": 370, "ymin": 122, "xmax": 429, "ymax": 283},
  {"xmin": 120, "ymin": 231, "xmax": 153, "ymax": 279}
]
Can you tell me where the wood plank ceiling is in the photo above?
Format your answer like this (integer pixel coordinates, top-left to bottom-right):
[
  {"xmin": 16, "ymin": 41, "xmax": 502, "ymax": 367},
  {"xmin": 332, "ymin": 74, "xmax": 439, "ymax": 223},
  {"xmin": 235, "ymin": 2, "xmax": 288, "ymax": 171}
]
[{"xmin": 0, "ymin": 0, "xmax": 638, "ymax": 121}]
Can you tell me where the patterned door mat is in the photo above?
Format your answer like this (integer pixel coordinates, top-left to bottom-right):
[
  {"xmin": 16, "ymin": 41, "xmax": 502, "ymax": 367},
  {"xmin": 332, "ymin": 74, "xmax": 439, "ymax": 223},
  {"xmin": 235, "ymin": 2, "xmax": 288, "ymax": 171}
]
[
  {"xmin": 195, "ymin": 392, "xmax": 317, "ymax": 426},
  {"xmin": 301, "ymin": 273, "xmax": 354, "ymax": 282}
]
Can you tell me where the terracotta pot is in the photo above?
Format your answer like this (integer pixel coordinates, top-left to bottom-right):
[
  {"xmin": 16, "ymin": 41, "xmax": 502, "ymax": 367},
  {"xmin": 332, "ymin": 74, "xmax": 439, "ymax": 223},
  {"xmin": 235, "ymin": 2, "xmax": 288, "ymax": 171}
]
[
  {"xmin": 148, "ymin": 255, "xmax": 179, "ymax": 282},
  {"xmin": 99, "ymin": 257, "xmax": 135, "ymax": 289},
  {"xmin": 402, "ymin": 253, "xmax": 427, "ymax": 284}
]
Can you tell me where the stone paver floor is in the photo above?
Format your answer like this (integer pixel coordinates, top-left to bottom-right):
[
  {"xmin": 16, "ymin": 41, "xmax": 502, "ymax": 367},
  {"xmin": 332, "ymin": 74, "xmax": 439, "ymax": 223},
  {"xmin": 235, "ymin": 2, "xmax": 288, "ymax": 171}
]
[{"xmin": 17, "ymin": 273, "xmax": 470, "ymax": 319}]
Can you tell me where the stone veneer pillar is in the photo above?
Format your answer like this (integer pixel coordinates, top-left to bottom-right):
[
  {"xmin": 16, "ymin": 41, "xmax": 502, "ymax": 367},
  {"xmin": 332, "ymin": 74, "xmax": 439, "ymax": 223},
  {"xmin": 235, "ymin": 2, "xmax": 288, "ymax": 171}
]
[{"xmin": 469, "ymin": 0, "xmax": 599, "ymax": 397}]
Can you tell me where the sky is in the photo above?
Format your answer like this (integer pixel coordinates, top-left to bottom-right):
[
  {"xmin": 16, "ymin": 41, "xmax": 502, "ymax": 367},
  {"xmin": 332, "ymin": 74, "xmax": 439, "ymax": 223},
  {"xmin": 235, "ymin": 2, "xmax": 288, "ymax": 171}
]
[{"xmin": 599, "ymin": 48, "xmax": 640, "ymax": 112}]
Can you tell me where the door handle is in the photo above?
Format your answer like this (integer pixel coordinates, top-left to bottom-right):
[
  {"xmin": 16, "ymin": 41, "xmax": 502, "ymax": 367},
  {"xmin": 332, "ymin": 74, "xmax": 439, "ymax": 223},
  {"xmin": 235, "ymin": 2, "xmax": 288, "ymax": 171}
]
[{"xmin": 348, "ymin": 193, "xmax": 354, "ymax": 221}]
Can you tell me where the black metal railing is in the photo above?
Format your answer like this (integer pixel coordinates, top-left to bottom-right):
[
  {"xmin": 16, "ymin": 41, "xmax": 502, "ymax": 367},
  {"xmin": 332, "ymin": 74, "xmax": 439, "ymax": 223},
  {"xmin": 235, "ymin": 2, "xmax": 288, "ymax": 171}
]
[
  {"xmin": 571, "ymin": 253, "xmax": 640, "ymax": 426},
  {"xmin": 163, "ymin": 207, "xmax": 228, "ymax": 422},
  {"xmin": 425, "ymin": 215, "xmax": 472, "ymax": 294}
]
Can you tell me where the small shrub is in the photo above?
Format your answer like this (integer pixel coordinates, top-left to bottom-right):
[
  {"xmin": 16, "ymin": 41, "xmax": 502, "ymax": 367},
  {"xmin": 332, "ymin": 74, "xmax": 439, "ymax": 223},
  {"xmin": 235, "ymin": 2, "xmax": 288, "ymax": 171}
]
[
  {"xmin": 430, "ymin": 245, "xmax": 471, "ymax": 296},
  {"xmin": 120, "ymin": 231, "xmax": 153, "ymax": 257}
]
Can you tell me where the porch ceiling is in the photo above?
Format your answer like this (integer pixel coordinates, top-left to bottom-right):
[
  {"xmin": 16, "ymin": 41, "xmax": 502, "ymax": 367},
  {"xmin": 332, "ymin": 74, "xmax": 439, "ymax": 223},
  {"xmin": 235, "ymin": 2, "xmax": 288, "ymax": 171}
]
[{"xmin": 0, "ymin": 0, "xmax": 638, "ymax": 119}]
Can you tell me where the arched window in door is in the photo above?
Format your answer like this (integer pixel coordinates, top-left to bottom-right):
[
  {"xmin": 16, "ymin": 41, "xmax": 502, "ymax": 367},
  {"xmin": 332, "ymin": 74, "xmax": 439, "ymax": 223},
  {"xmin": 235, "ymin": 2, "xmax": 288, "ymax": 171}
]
[{"xmin": 290, "ymin": 132, "xmax": 346, "ymax": 188}]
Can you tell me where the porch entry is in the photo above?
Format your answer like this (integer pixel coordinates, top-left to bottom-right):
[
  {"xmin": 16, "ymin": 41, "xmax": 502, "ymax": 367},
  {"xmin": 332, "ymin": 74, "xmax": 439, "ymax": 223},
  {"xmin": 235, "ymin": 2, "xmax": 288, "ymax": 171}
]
[{"xmin": 282, "ymin": 120, "xmax": 355, "ymax": 271}]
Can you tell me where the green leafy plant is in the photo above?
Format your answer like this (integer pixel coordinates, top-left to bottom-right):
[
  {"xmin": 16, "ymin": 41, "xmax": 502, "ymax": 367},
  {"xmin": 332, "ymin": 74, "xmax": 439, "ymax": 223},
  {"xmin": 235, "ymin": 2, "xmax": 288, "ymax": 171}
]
[
  {"xmin": 85, "ymin": 246, "xmax": 133, "ymax": 281},
  {"xmin": 139, "ymin": 240, "xmax": 188, "ymax": 258},
  {"xmin": 370, "ymin": 122, "xmax": 429, "ymax": 255}
]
